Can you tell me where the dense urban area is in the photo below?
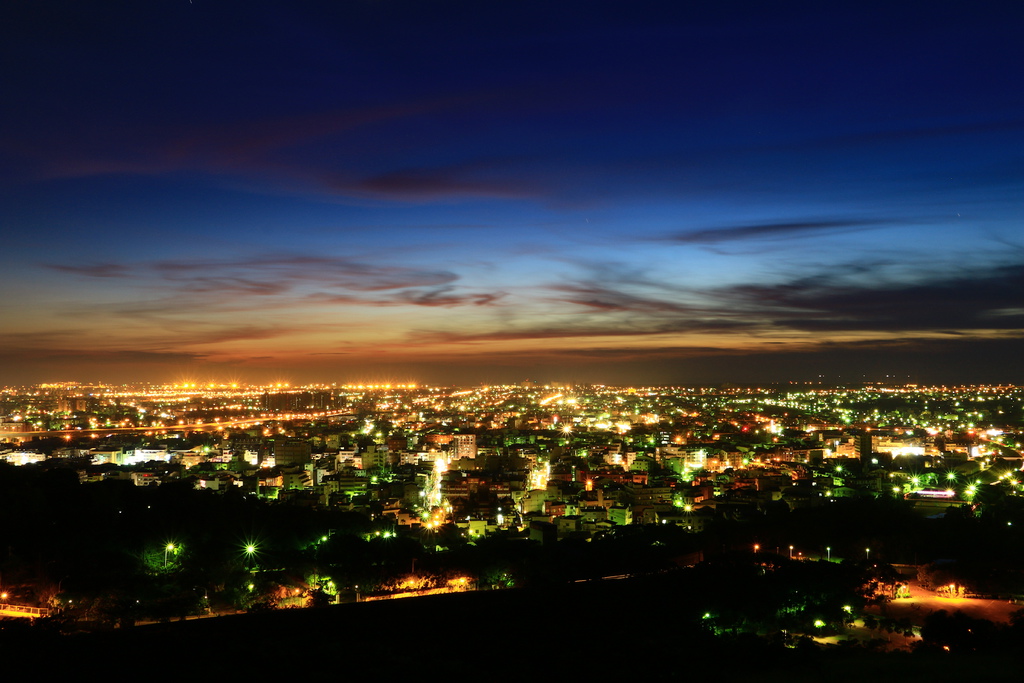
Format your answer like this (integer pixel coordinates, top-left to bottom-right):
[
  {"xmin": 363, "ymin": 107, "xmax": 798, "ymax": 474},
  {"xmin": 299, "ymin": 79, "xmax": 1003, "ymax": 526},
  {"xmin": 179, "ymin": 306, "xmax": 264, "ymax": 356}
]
[{"xmin": 3, "ymin": 380, "xmax": 1024, "ymax": 676}]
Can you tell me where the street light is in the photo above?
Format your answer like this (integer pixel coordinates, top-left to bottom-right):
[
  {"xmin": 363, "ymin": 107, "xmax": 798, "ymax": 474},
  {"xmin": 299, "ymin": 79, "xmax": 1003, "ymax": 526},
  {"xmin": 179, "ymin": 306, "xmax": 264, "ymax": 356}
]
[
  {"xmin": 826, "ymin": 546, "xmax": 831, "ymax": 562},
  {"xmin": 164, "ymin": 543, "xmax": 176, "ymax": 568},
  {"xmin": 865, "ymin": 548, "xmax": 871, "ymax": 561},
  {"xmin": 244, "ymin": 543, "xmax": 258, "ymax": 570},
  {"xmin": 789, "ymin": 545, "xmax": 794, "ymax": 559}
]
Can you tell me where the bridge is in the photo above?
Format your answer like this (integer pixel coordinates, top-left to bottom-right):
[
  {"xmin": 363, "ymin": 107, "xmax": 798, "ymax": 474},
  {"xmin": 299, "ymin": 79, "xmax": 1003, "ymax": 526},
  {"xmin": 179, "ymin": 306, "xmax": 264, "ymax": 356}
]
[{"xmin": 0, "ymin": 604, "xmax": 50, "ymax": 619}]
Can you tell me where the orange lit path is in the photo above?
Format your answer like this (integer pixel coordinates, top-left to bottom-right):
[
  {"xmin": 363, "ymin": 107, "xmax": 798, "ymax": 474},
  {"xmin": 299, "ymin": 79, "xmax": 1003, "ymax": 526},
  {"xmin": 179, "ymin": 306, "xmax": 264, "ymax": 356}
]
[
  {"xmin": 360, "ymin": 585, "xmax": 472, "ymax": 602},
  {"xmin": 4, "ymin": 410, "xmax": 356, "ymax": 439},
  {"xmin": 875, "ymin": 579, "xmax": 1021, "ymax": 624},
  {"xmin": 810, "ymin": 579, "xmax": 1022, "ymax": 651},
  {"xmin": 0, "ymin": 604, "xmax": 49, "ymax": 619}
]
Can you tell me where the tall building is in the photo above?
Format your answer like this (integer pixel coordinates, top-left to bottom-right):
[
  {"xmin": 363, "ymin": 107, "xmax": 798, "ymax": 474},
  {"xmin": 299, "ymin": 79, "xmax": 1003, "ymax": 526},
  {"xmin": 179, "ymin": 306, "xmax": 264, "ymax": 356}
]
[
  {"xmin": 451, "ymin": 434, "xmax": 477, "ymax": 459},
  {"xmin": 272, "ymin": 438, "xmax": 312, "ymax": 467}
]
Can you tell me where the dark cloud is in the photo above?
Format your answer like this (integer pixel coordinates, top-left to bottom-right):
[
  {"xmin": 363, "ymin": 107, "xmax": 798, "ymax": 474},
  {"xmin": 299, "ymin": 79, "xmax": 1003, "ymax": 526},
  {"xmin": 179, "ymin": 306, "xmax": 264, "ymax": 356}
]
[
  {"xmin": 722, "ymin": 262, "xmax": 1024, "ymax": 333},
  {"xmin": 20, "ymin": 89, "xmax": 548, "ymax": 203},
  {"xmin": 0, "ymin": 347, "xmax": 206, "ymax": 364},
  {"xmin": 353, "ymin": 169, "xmax": 531, "ymax": 201},
  {"xmin": 308, "ymin": 287, "xmax": 505, "ymax": 308},
  {"xmin": 153, "ymin": 254, "xmax": 459, "ymax": 293},
  {"xmin": 48, "ymin": 253, "xmax": 471, "ymax": 309},
  {"xmin": 394, "ymin": 288, "xmax": 506, "ymax": 307},
  {"xmin": 667, "ymin": 219, "xmax": 886, "ymax": 245},
  {"xmin": 414, "ymin": 317, "xmax": 749, "ymax": 345},
  {"xmin": 549, "ymin": 282, "xmax": 697, "ymax": 314},
  {"xmin": 528, "ymin": 258, "xmax": 1024, "ymax": 346},
  {"xmin": 46, "ymin": 263, "xmax": 132, "ymax": 278},
  {"xmin": 173, "ymin": 278, "xmax": 293, "ymax": 296},
  {"xmin": 170, "ymin": 325, "xmax": 289, "ymax": 347},
  {"xmin": 24, "ymin": 96, "xmax": 467, "ymax": 180}
]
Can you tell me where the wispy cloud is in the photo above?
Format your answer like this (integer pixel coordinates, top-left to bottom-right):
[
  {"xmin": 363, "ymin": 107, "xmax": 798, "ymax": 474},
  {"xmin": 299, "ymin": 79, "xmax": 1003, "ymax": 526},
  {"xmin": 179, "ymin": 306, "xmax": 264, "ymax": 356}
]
[
  {"xmin": 47, "ymin": 253, "xmax": 476, "ymax": 301},
  {"xmin": 666, "ymin": 219, "xmax": 886, "ymax": 245},
  {"xmin": 409, "ymin": 257, "xmax": 1024, "ymax": 350},
  {"xmin": 47, "ymin": 263, "xmax": 132, "ymax": 278},
  {"xmin": 0, "ymin": 347, "xmax": 207, "ymax": 364},
  {"xmin": 393, "ymin": 287, "xmax": 506, "ymax": 307},
  {"xmin": 720, "ymin": 262, "xmax": 1024, "ymax": 333},
  {"xmin": 352, "ymin": 167, "xmax": 535, "ymax": 202}
]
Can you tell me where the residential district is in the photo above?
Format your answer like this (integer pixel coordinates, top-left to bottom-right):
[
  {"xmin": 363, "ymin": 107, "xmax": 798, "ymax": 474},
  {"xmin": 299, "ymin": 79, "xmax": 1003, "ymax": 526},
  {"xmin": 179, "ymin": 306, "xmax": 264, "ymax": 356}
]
[{"xmin": 2, "ymin": 380, "xmax": 1024, "ymax": 664}]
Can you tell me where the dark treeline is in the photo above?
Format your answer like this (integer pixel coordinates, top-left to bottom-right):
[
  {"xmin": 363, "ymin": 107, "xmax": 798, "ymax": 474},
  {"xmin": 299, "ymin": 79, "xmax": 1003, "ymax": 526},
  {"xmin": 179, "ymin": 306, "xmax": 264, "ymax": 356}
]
[{"xmin": 4, "ymin": 459, "xmax": 1024, "ymax": 662}]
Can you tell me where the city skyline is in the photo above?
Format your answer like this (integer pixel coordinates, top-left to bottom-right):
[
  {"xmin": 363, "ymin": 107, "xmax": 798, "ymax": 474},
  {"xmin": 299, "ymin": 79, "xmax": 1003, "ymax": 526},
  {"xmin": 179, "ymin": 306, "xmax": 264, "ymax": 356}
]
[{"xmin": 2, "ymin": 1, "xmax": 1022, "ymax": 386}]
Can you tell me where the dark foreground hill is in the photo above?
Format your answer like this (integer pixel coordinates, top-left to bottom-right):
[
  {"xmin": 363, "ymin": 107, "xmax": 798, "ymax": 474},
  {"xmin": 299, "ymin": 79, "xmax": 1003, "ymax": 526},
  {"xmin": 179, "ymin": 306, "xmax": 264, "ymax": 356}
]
[{"xmin": 6, "ymin": 577, "xmax": 1022, "ymax": 681}]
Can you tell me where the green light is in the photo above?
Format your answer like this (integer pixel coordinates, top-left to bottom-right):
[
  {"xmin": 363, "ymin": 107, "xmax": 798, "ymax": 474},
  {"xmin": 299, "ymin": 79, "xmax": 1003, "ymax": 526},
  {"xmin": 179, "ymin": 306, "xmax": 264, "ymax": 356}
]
[{"xmin": 814, "ymin": 619, "xmax": 825, "ymax": 628}]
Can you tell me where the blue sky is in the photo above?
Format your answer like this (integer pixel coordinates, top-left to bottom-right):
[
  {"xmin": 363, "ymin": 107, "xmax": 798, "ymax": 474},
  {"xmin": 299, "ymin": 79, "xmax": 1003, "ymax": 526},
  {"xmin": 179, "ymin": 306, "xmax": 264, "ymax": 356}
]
[{"xmin": 2, "ymin": 1, "xmax": 1022, "ymax": 385}]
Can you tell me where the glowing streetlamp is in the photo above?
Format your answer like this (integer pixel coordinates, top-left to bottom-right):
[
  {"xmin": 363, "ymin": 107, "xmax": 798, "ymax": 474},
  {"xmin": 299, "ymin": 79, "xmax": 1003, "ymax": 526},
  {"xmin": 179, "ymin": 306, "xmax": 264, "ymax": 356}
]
[
  {"xmin": 789, "ymin": 545, "xmax": 794, "ymax": 559},
  {"xmin": 244, "ymin": 542, "xmax": 258, "ymax": 571},
  {"xmin": 164, "ymin": 542, "xmax": 176, "ymax": 568},
  {"xmin": 865, "ymin": 547, "xmax": 871, "ymax": 561},
  {"xmin": 826, "ymin": 546, "xmax": 831, "ymax": 562}
]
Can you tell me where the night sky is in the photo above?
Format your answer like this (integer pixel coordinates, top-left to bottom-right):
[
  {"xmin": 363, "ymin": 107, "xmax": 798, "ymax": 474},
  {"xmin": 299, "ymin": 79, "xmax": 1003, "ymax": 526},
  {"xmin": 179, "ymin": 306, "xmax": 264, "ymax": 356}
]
[{"xmin": 2, "ymin": 1, "xmax": 1022, "ymax": 386}]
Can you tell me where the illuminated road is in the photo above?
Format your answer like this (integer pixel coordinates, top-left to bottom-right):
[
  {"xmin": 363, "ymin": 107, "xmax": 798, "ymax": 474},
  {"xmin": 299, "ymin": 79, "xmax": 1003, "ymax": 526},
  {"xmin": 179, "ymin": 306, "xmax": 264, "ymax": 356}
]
[{"xmin": 3, "ymin": 411, "xmax": 356, "ymax": 439}]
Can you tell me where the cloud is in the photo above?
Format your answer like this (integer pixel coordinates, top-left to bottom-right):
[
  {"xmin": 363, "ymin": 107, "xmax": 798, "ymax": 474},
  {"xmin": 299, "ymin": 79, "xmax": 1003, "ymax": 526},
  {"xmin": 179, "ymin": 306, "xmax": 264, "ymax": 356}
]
[
  {"xmin": 46, "ymin": 263, "xmax": 132, "ymax": 278},
  {"xmin": 720, "ymin": 262, "xmax": 1024, "ymax": 333},
  {"xmin": 409, "ymin": 257, "xmax": 1024, "ymax": 351},
  {"xmin": 352, "ymin": 168, "xmax": 533, "ymax": 201},
  {"xmin": 548, "ymin": 281, "xmax": 698, "ymax": 314},
  {"xmin": 0, "ymin": 347, "xmax": 206, "ymax": 364},
  {"xmin": 394, "ymin": 288, "xmax": 506, "ymax": 307},
  {"xmin": 21, "ymin": 90, "xmax": 545, "ymax": 203},
  {"xmin": 47, "ymin": 252, "xmax": 479, "ymax": 306},
  {"xmin": 171, "ymin": 277, "xmax": 293, "ymax": 296},
  {"xmin": 666, "ymin": 219, "xmax": 886, "ymax": 245},
  {"xmin": 169, "ymin": 325, "xmax": 290, "ymax": 347}
]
